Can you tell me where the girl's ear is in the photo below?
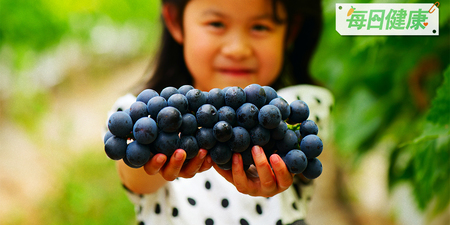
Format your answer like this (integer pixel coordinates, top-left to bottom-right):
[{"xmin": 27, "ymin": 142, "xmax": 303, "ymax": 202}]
[
  {"xmin": 287, "ymin": 15, "xmax": 303, "ymax": 47},
  {"xmin": 162, "ymin": 3, "xmax": 183, "ymax": 44}
]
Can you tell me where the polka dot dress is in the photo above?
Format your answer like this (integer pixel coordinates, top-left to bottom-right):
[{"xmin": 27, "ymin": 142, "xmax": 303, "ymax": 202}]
[{"xmin": 110, "ymin": 85, "xmax": 334, "ymax": 225}]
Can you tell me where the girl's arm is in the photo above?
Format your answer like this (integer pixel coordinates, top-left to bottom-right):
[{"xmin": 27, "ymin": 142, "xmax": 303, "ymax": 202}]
[{"xmin": 117, "ymin": 149, "xmax": 213, "ymax": 194}]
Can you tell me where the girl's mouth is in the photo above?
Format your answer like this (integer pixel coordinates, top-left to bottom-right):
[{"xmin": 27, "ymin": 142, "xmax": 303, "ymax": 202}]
[{"xmin": 217, "ymin": 68, "xmax": 255, "ymax": 76}]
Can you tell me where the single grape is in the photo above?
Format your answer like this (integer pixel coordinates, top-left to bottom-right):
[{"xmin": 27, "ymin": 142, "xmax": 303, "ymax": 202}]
[
  {"xmin": 262, "ymin": 86, "xmax": 277, "ymax": 104},
  {"xmin": 129, "ymin": 101, "xmax": 149, "ymax": 123},
  {"xmin": 249, "ymin": 124, "xmax": 271, "ymax": 146},
  {"xmin": 179, "ymin": 113, "xmax": 198, "ymax": 136},
  {"xmin": 195, "ymin": 127, "xmax": 217, "ymax": 150},
  {"xmin": 210, "ymin": 142, "xmax": 232, "ymax": 164},
  {"xmin": 207, "ymin": 88, "xmax": 225, "ymax": 109},
  {"xmin": 289, "ymin": 100, "xmax": 309, "ymax": 124},
  {"xmin": 108, "ymin": 111, "xmax": 133, "ymax": 138},
  {"xmin": 196, "ymin": 104, "xmax": 218, "ymax": 128},
  {"xmin": 180, "ymin": 136, "xmax": 200, "ymax": 160},
  {"xmin": 160, "ymin": 86, "xmax": 179, "ymax": 100},
  {"xmin": 258, "ymin": 105, "xmax": 282, "ymax": 129},
  {"xmin": 217, "ymin": 158, "xmax": 232, "ymax": 170},
  {"xmin": 236, "ymin": 103, "xmax": 259, "ymax": 130},
  {"xmin": 225, "ymin": 86, "xmax": 246, "ymax": 109},
  {"xmin": 269, "ymin": 98, "xmax": 291, "ymax": 120},
  {"xmin": 147, "ymin": 96, "xmax": 167, "ymax": 119},
  {"xmin": 104, "ymin": 136, "xmax": 127, "ymax": 160},
  {"xmin": 213, "ymin": 121, "xmax": 233, "ymax": 142},
  {"xmin": 300, "ymin": 120, "xmax": 318, "ymax": 137},
  {"xmin": 270, "ymin": 120, "xmax": 288, "ymax": 140},
  {"xmin": 126, "ymin": 141, "xmax": 153, "ymax": 167},
  {"xmin": 244, "ymin": 84, "xmax": 266, "ymax": 108},
  {"xmin": 300, "ymin": 134, "xmax": 323, "ymax": 159},
  {"xmin": 168, "ymin": 93, "xmax": 189, "ymax": 114},
  {"xmin": 153, "ymin": 131, "xmax": 181, "ymax": 157},
  {"xmin": 123, "ymin": 155, "xmax": 141, "ymax": 168},
  {"xmin": 136, "ymin": 89, "xmax": 159, "ymax": 104},
  {"xmin": 157, "ymin": 106, "xmax": 182, "ymax": 132},
  {"xmin": 186, "ymin": 89, "xmax": 207, "ymax": 112},
  {"xmin": 227, "ymin": 126, "xmax": 250, "ymax": 153},
  {"xmin": 218, "ymin": 106, "xmax": 237, "ymax": 126},
  {"xmin": 133, "ymin": 117, "xmax": 158, "ymax": 145},
  {"xmin": 103, "ymin": 130, "xmax": 114, "ymax": 144},
  {"xmin": 178, "ymin": 85, "xmax": 194, "ymax": 96},
  {"xmin": 241, "ymin": 147, "xmax": 254, "ymax": 165},
  {"xmin": 276, "ymin": 129, "xmax": 298, "ymax": 155},
  {"xmin": 302, "ymin": 158, "xmax": 322, "ymax": 179},
  {"xmin": 283, "ymin": 149, "xmax": 307, "ymax": 174}
]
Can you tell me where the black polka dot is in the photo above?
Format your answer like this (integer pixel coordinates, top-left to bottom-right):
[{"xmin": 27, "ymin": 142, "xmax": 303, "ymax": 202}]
[
  {"xmin": 315, "ymin": 97, "xmax": 321, "ymax": 104},
  {"xmin": 188, "ymin": 197, "xmax": 196, "ymax": 205},
  {"xmin": 137, "ymin": 221, "xmax": 144, "ymax": 225},
  {"xmin": 292, "ymin": 202, "xmax": 298, "ymax": 210},
  {"xmin": 165, "ymin": 188, "xmax": 170, "ymax": 197},
  {"xmin": 221, "ymin": 199, "xmax": 229, "ymax": 208},
  {"xmin": 307, "ymin": 196, "xmax": 312, "ymax": 201},
  {"xmin": 154, "ymin": 203, "xmax": 161, "ymax": 214},
  {"xmin": 205, "ymin": 181, "xmax": 211, "ymax": 189},
  {"xmin": 256, "ymin": 204, "xmax": 262, "ymax": 214},
  {"xmin": 276, "ymin": 219, "xmax": 282, "ymax": 225},
  {"xmin": 172, "ymin": 207, "xmax": 179, "ymax": 217},
  {"xmin": 292, "ymin": 182, "xmax": 302, "ymax": 198},
  {"xmin": 240, "ymin": 218, "xmax": 249, "ymax": 225},
  {"xmin": 315, "ymin": 115, "xmax": 320, "ymax": 122},
  {"xmin": 117, "ymin": 107, "xmax": 123, "ymax": 111},
  {"xmin": 138, "ymin": 205, "xmax": 143, "ymax": 214},
  {"xmin": 205, "ymin": 218, "xmax": 214, "ymax": 225},
  {"xmin": 296, "ymin": 95, "xmax": 301, "ymax": 100}
]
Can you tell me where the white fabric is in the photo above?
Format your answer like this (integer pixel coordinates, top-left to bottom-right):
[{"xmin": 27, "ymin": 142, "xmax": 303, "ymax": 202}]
[{"xmin": 109, "ymin": 85, "xmax": 334, "ymax": 225}]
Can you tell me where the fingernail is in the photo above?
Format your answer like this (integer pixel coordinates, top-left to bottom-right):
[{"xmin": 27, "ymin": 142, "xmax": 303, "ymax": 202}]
[
  {"xmin": 233, "ymin": 153, "xmax": 240, "ymax": 165},
  {"xmin": 156, "ymin": 155, "xmax": 165, "ymax": 164},
  {"xmin": 206, "ymin": 156, "xmax": 212, "ymax": 164},
  {"xmin": 252, "ymin": 146, "xmax": 263, "ymax": 156},
  {"xmin": 199, "ymin": 150, "xmax": 207, "ymax": 159},
  {"xmin": 271, "ymin": 154, "xmax": 280, "ymax": 165},
  {"xmin": 174, "ymin": 151, "xmax": 184, "ymax": 161}
]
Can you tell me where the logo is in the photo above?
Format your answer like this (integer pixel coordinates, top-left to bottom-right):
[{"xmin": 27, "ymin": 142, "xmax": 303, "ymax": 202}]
[{"xmin": 336, "ymin": 3, "xmax": 440, "ymax": 36}]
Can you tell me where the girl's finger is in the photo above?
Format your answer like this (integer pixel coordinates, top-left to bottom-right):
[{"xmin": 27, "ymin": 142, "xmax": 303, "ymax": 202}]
[
  {"xmin": 213, "ymin": 162, "xmax": 234, "ymax": 184},
  {"xmin": 143, "ymin": 153, "xmax": 167, "ymax": 175},
  {"xmin": 198, "ymin": 155, "xmax": 213, "ymax": 173},
  {"xmin": 270, "ymin": 154, "xmax": 293, "ymax": 190},
  {"xmin": 231, "ymin": 153, "xmax": 251, "ymax": 194},
  {"xmin": 179, "ymin": 149, "xmax": 208, "ymax": 178},
  {"xmin": 160, "ymin": 149, "xmax": 186, "ymax": 181},
  {"xmin": 252, "ymin": 146, "xmax": 277, "ymax": 194}
]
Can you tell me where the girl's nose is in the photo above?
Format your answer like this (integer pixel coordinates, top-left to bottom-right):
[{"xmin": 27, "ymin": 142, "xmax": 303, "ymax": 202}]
[{"xmin": 221, "ymin": 35, "xmax": 252, "ymax": 61}]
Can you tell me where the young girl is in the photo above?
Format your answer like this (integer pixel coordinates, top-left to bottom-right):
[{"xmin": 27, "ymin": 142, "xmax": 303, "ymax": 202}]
[{"xmin": 110, "ymin": 0, "xmax": 333, "ymax": 224}]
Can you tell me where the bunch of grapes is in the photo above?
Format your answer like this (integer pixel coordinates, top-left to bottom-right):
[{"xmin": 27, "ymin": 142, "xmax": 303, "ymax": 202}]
[{"xmin": 104, "ymin": 84, "xmax": 323, "ymax": 179}]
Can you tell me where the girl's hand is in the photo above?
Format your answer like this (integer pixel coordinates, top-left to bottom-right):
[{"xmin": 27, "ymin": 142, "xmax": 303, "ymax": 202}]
[
  {"xmin": 214, "ymin": 146, "xmax": 294, "ymax": 197},
  {"xmin": 143, "ymin": 149, "xmax": 213, "ymax": 181}
]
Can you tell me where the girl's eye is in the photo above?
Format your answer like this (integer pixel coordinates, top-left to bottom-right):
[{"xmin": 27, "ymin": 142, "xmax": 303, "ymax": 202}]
[
  {"xmin": 209, "ymin": 22, "xmax": 225, "ymax": 28},
  {"xmin": 252, "ymin": 24, "xmax": 270, "ymax": 31}
]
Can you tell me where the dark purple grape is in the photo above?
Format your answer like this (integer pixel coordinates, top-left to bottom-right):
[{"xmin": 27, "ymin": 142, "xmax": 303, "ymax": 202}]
[
  {"xmin": 157, "ymin": 106, "xmax": 182, "ymax": 132},
  {"xmin": 168, "ymin": 93, "xmax": 189, "ymax": 114},
  {"xmin": 207, "ymin": 88, "xmax": 225, "ymax": 109},
  {"xmin": 123, "ymin": 155, "xmax": 141, "ymax": 168},
  {"xmin": 210, "ymin": 142, "xmax": 232, "ymax": 164},
  {"xmin": 302, "ymin": 158, "xmax": 322, "ymax": 179},
  {"xmin": 283, "ymin": 149, "xmax": 307, "ymax": 174},
  {"xmin": 241, "ymin": 147, "xmax": 254, "ymax": 165},
  {"xmin": 160, "ymin": 86, "xmax": 179, "ymax": 100},
  {"xmin": 269, "ymin": 98, "xmax": 291, "ymax": 120},
  {"xmin": 136, "ymin": 89, "xmax": 159, "ymax": 104},
  {"xmin": 103, "ymin": 130, "xmax": 114, "ymax": 144},
  {"xmin": 186, "ymin": 89, "xmax": 207, "ymax": 112},
  {"xmin": 195, "ymin": 127, "xmax": 216, "ymax": 150},
  {"xmin": 236, "ymin": 103, "xmax": 259, "ymax": 130},
  {"xmin": 249, "ymin": 124, "xmax": 271, "ymax": 146},
  {"xmin": 300, "ymin": 134, "xmax": 323, "ymax": 159},
  {"xmin": 227, "ymin": 127, "xmax": 250, "ymax": 153},
  {"xmin": 126, "ymin": 141, "xmax": 153, "ymax": 167},
  {"xmin": 271, "ymin": 121, "xmax": 288, "ymax": 140},
  {"xmin": 289, "ymin": 100, "xmax": 309, "ymax": 124},
  {"xmin": 213, "ymin": 121, "xmax": 233, "ymax": 142},
  {"xmin": 244, "ymin": 84, "xmax": 266, "ymax": 108},
  {"xmin": 180, "ymin": 136, "xmax": 199, "ymax": 159},
  {"xmin": 225, "ymin": 86, "xmax": 246, "ymax": 109},
  {"xmin": 218, "ymin": 106, "xmax": 237, "ymax": 126},
  {"xmin": 108, "ymin": 111, "xmax": 133, "ymax": 138},
  {"xmin": 147, "ymin": 96, "xmax": 167, "ymax": 119},
  {"xmin": 258, "ymin": 105, "xmax": 282, "ymax": 129},
  {"xmin": 217, "ymin": 158, "xmax": 232, "ymax": 170},
  {"xmin": 180, "ymin": 113, "xmax": 198, "ymax": 136},
  {"xmin": 262, "ymin": 86, "xmax": 277, "ymax": 104},
  {"xmin": 153, "ymin": 131, "xmax": 180, "ymax": 157},
  {"xmin": 104, "ymin": 136, "xmax": 127, "ymax": 160},
  {"xmin": 196, "ymin": 104, "xmax": 218, "ymax": 128},
  {"xmin": 133, "ymin": 117, "xmax": 158, "ymax": 145},
  {"xmin": 129, "ymin": 101, "xmax": 149, "ymax": 123},
  {"xmin": 178, "ymin": 85, "xmax": 194, "ymax": 95},
  {"xmin": 276, "ymin": 129, "xmax": 298, "ymax": 155},
  {"xmin": 300, "ymin": 120, "xmax": 318, "ymax": 137}
]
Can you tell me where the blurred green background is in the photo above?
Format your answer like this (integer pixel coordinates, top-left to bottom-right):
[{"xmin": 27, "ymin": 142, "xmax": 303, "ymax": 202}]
[{"xmin": 0, "ymin": 0, "xmax": 448, "ymax": 224}]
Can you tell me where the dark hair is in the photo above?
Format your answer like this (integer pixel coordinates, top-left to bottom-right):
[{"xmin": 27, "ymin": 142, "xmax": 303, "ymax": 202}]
[{"xmin": 141, "ymin": 0, "xmax": 323, "ymax": 93}]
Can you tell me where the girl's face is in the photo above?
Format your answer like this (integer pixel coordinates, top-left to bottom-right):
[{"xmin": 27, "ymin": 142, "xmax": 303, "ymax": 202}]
[{"xmin": 180, "ymin": 0, "xmax": 288, "ymax": 91}]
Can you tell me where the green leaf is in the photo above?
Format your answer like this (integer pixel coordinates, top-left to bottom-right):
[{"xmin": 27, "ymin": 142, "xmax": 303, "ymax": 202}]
[{"xmin": 426, "ymin": 66, "xmax": 450, "ymax": 125}]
